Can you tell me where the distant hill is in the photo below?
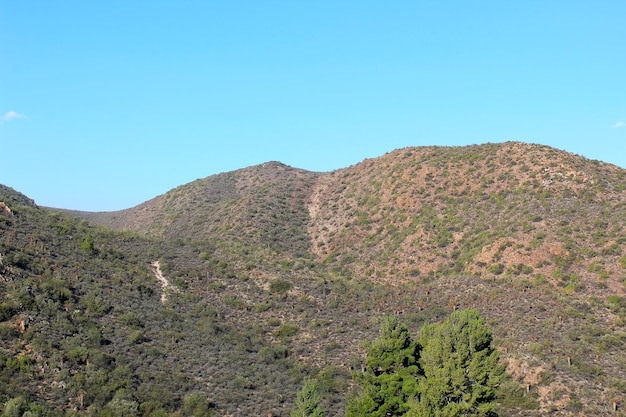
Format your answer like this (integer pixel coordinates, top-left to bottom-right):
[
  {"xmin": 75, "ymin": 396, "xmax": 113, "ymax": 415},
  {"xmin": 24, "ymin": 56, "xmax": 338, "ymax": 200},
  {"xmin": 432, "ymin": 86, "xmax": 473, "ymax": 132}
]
[
  {"xmin": 308, "ymin": 142, "xmax": 626, "ymax": 295},
  {"xmin": 86, "ymin": 142, "xmax": 626, "ymax": 297},
  {"xmin": 2, "ymin": 141, "xmax": 625, "ymax": 416},
  {"xmin": 82, "ymin": 161, "xmax": 321, "ymax": 259}
]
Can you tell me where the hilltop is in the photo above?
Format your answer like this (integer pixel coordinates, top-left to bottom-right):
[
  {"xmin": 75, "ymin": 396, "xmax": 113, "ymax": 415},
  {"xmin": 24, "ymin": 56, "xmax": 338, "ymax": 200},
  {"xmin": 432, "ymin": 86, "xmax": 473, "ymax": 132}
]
[
  {"xmin": 86, "ymin": 142, "xmax": 626, "ymax": 297},
  {"xmin": 309, "ymin": 142, "xmax": 625, "ymax": 294},
  {"xmin": 82, "ymin": 161, "xmax": 320, "ymax": 259},
  {"xmin": 1, "ymin": 141, "xmax": 625, "ymax": 416}
]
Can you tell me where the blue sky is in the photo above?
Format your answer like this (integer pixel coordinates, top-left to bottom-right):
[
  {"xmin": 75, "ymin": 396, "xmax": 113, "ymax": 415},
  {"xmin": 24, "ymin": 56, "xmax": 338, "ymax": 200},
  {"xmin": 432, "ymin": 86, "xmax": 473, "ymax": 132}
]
[{"xmin": 1, "ymin": 1, "xmax": 624, "ymax": 211}]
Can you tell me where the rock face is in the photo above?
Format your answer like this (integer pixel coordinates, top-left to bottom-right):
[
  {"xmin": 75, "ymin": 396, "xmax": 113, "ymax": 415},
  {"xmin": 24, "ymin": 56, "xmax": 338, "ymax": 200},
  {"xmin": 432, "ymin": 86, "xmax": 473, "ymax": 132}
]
[{"xmin": 0, "ymin": 202, "xmax": 13, "ymax": 215}]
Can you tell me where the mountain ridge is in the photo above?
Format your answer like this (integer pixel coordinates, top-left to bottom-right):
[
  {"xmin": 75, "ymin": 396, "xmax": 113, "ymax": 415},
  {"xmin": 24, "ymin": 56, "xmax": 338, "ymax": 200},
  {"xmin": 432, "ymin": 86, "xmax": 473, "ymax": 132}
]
[
  {"xmin": 79, "ymin": 141, "xmax": 626, "ymax": 296},
  {"xmin": 1, "ymin": 140, "xmax": 625, "ymax": 416},
  {"xmin": 307, "ymin": 142, "xmax": 625, "ymax": 292}
]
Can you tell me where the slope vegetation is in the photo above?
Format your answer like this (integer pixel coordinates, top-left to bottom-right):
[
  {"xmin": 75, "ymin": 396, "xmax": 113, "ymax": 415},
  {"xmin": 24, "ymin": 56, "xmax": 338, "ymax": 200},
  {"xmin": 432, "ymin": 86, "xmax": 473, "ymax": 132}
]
[
  {"xmin": 0, "ymin": 187, "xmax": 311, "ymax": 416},
  {"xmin": 85, "ymin": 161, "xmax": 320, "ymax": 259},
  {"xmin": 2, "ymin": 141, "xmax": 625, "ymax": 416},
  {"xmin": 309, "ymin": 142, "xmax": 625, "ymax": 295}
]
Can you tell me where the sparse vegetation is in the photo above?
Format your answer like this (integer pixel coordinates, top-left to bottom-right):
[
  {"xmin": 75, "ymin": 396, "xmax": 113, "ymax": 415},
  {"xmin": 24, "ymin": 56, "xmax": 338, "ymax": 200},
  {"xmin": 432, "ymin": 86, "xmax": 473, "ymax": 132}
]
[{"xmin": 1, "ymin": 143, "xmax": 625, "ymax": 416}]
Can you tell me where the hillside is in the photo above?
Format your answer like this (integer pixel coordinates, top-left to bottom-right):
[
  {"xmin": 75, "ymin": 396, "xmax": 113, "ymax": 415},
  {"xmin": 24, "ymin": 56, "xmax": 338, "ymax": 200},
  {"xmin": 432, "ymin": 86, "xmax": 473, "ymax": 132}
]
[
  {"xmin": 1, "ymin": 185, "xmax": 319, "ymax": 416},
  {"xmin": 87, "ymin": 142, "xmax": 626, "ymax": 297},
  {"xmin": 1, "ymin": 141, "xmax": 626, "ymax": 416},
  {"xmin": 309, "ymin": 142, "xmax": 626, "ymax": 295},
  {"xmin": 82, "ymin": 161, "xmax": 320, "ymax": 259}
]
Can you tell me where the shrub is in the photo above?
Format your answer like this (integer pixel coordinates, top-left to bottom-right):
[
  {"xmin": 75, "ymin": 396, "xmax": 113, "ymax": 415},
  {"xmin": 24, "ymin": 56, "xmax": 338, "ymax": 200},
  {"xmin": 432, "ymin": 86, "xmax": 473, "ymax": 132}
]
[
  {"xmin": 274, "ymin": 322, "xmax": 299, "ymax": 339},
  {"xmin": 270, "ymin": 279, "xmax": 293, "ymax": 293}
]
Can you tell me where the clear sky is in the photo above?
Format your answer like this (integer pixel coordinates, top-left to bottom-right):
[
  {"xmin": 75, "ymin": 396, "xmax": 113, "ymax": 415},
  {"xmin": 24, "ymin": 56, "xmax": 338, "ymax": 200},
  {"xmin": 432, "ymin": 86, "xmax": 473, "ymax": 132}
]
[{"xmin": 1, "ymin": 1, "xmax": 625, "ymax": 211}]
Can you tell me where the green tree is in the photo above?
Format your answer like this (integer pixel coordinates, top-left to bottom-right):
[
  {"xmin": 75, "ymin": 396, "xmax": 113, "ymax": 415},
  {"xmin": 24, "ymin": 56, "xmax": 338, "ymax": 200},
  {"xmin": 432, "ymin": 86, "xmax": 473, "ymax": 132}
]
[
  {"xmin": 409, "ymin": 309, "xmax": 504, "ymax": 417},
  {"xmin": 80, "ymin": 235, "xmax": 97, "ymax": 255},
  {"xmin": 182, "ymin": 392, "xmax": 214, "ymax": 417},
  {"xmin": 347, "ymin": 316, "xmax": 421, "ymax": 417},
  {"xmin": 2, "ymin": 396, "xmax": 28, "ymax": 417},
  {"xmin": 291, "ymin": 379, "xmax": 325, "ymax": 417},
  {"xmin": 104, "ymin": 393, "xmax": 139, "ymax": 417}
]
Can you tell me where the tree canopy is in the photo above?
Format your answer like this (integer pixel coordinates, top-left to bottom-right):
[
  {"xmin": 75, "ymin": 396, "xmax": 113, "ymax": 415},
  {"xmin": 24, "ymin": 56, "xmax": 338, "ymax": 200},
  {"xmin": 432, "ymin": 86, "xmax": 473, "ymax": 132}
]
[
  {"xmin": 410, "ymin": 309, "xmax": 504, "ymax": 416},
  {"xmin": 348, "ymin": 310, "xmax": 504, "ymax": 417},
  {"xmin": 347, "ymin": 316, "xmax": 421, "ymax": 416},
  {"xmin": 291, "ymin": 379, "xmax": 325, "ymax": 417}
]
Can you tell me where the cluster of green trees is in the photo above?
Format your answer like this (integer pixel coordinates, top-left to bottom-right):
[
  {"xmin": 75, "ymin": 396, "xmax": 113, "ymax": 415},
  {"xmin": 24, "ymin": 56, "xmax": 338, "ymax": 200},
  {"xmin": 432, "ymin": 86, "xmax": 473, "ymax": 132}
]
[{"xmin": 293, "ymin": 309, "xmax": 504, "ymax": 417}]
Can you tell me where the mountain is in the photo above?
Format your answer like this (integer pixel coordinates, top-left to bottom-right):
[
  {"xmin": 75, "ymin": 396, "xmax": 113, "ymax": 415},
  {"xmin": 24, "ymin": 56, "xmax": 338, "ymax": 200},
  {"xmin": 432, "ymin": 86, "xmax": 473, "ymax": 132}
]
[
  {"xmin": 86, "ymin": 142, "xmax": 626, "ymax": 296},
  {"xmin": 1, "ymin": 181, "xmax": 318, "ymax": 416},
  {"xmin": 1, "ymin": 141, "xmax": 625, "ymax": 416},
  {"xmin": 81, "ymin": 161, "xmax": 321, "ymax": 259},
  {"xmin": 308, "ymin": 142, "xmax": 625, "ymax": 291}
]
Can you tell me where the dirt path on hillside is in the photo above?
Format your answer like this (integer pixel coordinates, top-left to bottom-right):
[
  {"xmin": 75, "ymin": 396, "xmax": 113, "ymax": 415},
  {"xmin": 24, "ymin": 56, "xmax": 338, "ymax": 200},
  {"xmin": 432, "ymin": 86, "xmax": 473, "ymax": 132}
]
[{"xmin": 150, "ymin": 260, "xmax": 180, "ymax": 303}]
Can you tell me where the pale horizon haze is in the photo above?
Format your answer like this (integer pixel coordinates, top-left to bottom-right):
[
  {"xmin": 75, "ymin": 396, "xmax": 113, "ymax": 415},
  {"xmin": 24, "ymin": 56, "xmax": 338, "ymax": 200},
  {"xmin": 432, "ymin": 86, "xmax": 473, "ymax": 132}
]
[{"xmin": 1, "ymin": 2, "xmax": 625, "ymax": 211}]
